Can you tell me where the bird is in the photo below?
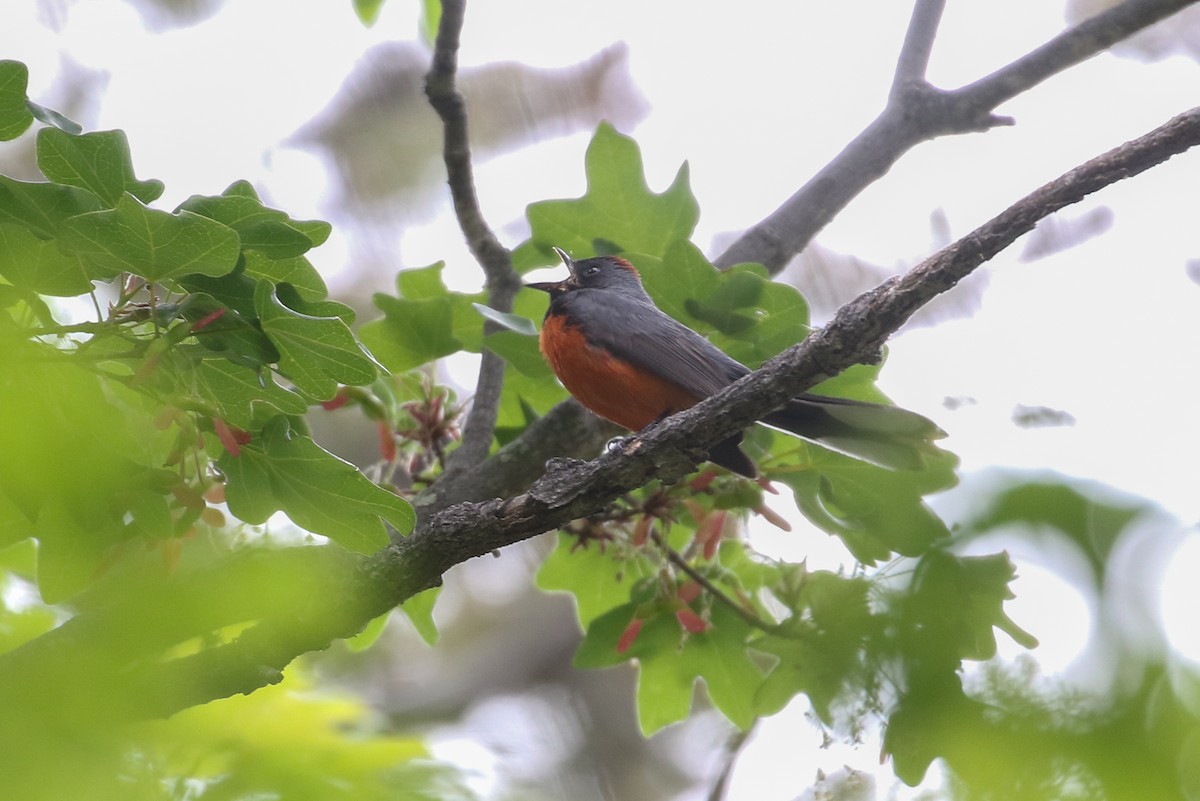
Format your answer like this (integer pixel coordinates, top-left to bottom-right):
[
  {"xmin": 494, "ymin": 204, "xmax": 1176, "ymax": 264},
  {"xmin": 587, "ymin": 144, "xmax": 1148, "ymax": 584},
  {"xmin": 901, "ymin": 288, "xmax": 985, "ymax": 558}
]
[{"xmin": 526, "ymin": 248, "xmax": 946, "ymax": 478}]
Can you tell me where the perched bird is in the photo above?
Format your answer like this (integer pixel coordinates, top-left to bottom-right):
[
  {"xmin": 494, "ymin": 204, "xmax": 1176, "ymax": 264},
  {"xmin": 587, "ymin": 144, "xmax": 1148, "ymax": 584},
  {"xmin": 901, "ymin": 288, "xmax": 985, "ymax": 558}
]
[{"xmin": 527, "ymin": 248, "xmax": 945, "ymax": 477}]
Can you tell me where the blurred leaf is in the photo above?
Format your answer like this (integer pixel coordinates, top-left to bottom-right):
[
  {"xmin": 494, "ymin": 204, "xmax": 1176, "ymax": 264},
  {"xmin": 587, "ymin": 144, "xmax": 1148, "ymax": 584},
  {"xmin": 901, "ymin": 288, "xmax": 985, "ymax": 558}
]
[
  {"xmin": 755, "ymin": 571, "xmax": 874, "ymax": 722},
  {"xmin": 419, "ymin": 0, "xmax": 442, "ymax": 44},
  {"xmin": 514, "ymin": 123, "xmax": 699, "ymax": 270},
  {"xmin": 255, "ymin": 279, "xmax": 377, "ymax": 400},
  {"xmin": 0, "ymin": 60, "xmax": 34, "ymax": 141},
  {"xmin": 345, "ymin": 613, "xmax": 390, "ymax": 652},
  {"xmin": 138, "ymin": 670, "xmax": 477, "ymax": 801},
  {"xmin": 219, "ymin": 416, "xmax": 410, "ymax": 552},
  {"xmin": 36, "ymin": 128, "xmax": 164, "ymax": 205},
  {"xmin": 0, "ymin": 222, "xmax": 93, "ymax": 296},
  {"xmin": 354, "ymin": 0, "xmax": 388, "ymax": 27},
  {"xmin": 908, "ymin": 550, "xmax": 1038, "ymax": 662},
  {"xmin": 957, "ymin": 474, "xmax": 1151, "ymax": 585},
  {"xmin": 60, "ymin": 194, "xmax": 241, "ymax": 281},
  {"xmin": 399, "ymin": 586, "xmax": 441, "ymax": 646}
]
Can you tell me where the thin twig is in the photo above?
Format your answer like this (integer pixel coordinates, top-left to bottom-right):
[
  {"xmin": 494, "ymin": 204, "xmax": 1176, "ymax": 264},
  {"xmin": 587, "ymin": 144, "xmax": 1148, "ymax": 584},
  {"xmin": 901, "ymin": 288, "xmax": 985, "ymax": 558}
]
[
  {"xmin": 424, "ymin": 0, "xmax": 522, "ymax": 474},
  {"xmin": 650, "ymin": 529, "xmax": 777, "ymax": 634}
]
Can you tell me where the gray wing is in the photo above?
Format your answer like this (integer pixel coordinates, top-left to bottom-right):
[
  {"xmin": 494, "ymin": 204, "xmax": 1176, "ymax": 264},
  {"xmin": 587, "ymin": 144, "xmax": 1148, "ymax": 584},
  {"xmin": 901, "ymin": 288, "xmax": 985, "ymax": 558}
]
[{"xmin": 565, "ymin": 290, "xmax": 749, "ymax": 399}]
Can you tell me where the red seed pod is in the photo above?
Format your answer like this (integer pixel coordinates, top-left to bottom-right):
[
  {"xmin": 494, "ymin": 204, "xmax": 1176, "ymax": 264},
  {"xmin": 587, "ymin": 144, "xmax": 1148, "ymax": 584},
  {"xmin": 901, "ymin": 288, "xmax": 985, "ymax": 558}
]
[
  {"xmin": 377, "ymin": 421, "xmax": 398, "ymax": 462},
  {"xmin": 676, "ymin": 580, "xmax": 702, "ymax": 604},
  {"xmin": 617, "ymin": 617, "xmax": 644, "ymax": 654},
  {"xmin": 675, "ymin": 607, "xmax": 708, "ymax": 634}
]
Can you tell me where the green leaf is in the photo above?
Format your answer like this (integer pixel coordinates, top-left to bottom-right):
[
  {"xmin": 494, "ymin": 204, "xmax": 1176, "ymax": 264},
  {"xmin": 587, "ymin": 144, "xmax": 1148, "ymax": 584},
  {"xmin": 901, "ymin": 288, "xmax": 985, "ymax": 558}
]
[
  {"xmin": 574, "ymin": 594, "xmax": 762, "ymax": 734},
  {"xmin": 0, "ymin": 223, "xmax": 93, "ymax": 296},
  {"xmin": 59, "ymin": 194, "xmax": 241, "ymax": 281},
  {"xmin": 400, "ymin": 586, "xmax": 441, "ymax": 645},
  {"xmin": 483, "ymin": 330, "xmax": 552, "ymax": 378},
  {"xmin": 639, "ymin": 242, "xmax": 810, "ymax": 368},
  {"xmin": 359, "ymin": 264, "xmax": 485, "ymax": 372},
  {"xmin": 36, "ymin": 128, "xmax": 164, "ymax": 205},
  {"xmin": 26, "ymin": 99, "xmax": 81, "ymax": 135},
  {"xmin": 0, "ymin": 174, "xmax": 103, "ymax": 238},
  {"xmin": 514, "ymin": 123, "xmax": 699, "ymax": 270},
  {"xmin": 173, "ymin": 292, "xmax": 280, "ymax": 369},
  {"xmin": 419, "ymin": 0, "xmax": 442, "ymax": 44},
  {"xmin": 472, "ymin": 302, "xmax": 538, "ymax": 336},
  {"xmin": 242, "ymin": 251, "xmax": 330, "ymax": 302},
  {"xmin": 0, "ymin": 61, "xmax": 34, "ymax": 141},
  {"xmin": 178, "ymin": 184, "xmax": 331, "ymax": 259},
  {"xmin": 354, "ymin": 0, "xmax": 388, "ymax": 26},
  {"xmin": 537, "ymin": 532, "xmax": 657, "ymax": 628},
  {"xmin": 219, "ymin": 416, "xmax": 411, "ymax": 552},
  {"xmin": 255, "ymin": 280, "xmax": 377, "ymax": 400},
  {"xmin": 908, "ymin": 550, "xmax": 1038, "ymax": 661},
  {"xmin": 193, "ymin": 358, "xmax": 308, "ymax": 429},
  {"xmin": 774, "ymin": 451, "xmax": 954, "ymax": 564}
]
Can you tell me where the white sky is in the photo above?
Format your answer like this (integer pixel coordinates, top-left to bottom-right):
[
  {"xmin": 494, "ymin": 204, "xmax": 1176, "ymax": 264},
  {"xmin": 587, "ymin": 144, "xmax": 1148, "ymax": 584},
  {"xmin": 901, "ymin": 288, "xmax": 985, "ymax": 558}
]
[{"xmin": 5, "ymin": 1, "xmax": 1200, "ymax": 798}]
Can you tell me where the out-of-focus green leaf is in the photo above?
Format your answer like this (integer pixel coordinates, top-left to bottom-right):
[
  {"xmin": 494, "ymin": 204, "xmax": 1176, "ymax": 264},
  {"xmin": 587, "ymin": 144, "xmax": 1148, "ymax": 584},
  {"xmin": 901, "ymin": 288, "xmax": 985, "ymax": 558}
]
[
  {"xmin": 513, "ymin": 123, "xmax": 699, "ymax": 270},
  {"xmin": 419, "ymin": 0, "xmax": 442, "ymax": 43},
  {"xmin": 354, "ymin": 0, "xmax": 388, "ymax": 26},
  {"xmin": 399, "ymin": 586, "xmax": 441, "ymax": 646},
  {"xmin": 219, "ymin": 416, "xmax": 411, "ymax": 552},
  {"xmin": 255, "ymin": 279, "xmax": 377, "ymax": 400},
  {"xmin": 907, "ymin": 549, "xmax": 1038, "ymax": 660},
  {"xmin": 36, "ymin": 128, "xmax": 164, "ymax": 205},
  {"xmin": 0, "ymin": 222, "xmax": 93, "ymax": 296},
  {"xmin": 0, "ymin": 61, "xmax": 34, "ymax": 141},
  {"xmin": 59, "ymin": 194, "xmax": 240, "ymax": 281}
]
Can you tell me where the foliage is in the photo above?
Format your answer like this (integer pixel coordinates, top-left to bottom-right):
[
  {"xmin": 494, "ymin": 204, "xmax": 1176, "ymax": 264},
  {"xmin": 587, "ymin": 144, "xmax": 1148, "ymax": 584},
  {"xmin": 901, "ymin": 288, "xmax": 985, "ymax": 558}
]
[{"xmin": 1, "ymin": 45, "xmax": 1198, "ymax": 801}]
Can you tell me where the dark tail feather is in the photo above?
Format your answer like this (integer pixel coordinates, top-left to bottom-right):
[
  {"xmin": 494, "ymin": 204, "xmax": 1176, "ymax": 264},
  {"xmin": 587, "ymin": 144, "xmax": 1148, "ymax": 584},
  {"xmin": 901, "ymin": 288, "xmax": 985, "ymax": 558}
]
[
  {"xmin": 760, "ymin": 394, "xmax": 946, "ymax": 470},
  {"xmin": 707, "ymin": 433, "xmax": 758, "ymax": 478}
]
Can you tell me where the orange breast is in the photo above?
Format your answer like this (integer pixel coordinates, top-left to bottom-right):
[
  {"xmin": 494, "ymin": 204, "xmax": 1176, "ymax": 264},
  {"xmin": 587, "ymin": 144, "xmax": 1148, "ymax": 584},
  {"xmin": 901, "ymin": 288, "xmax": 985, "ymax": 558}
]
[{"xmin": 539, "ymin": 313, "xmax": 701, "ymax": 432}]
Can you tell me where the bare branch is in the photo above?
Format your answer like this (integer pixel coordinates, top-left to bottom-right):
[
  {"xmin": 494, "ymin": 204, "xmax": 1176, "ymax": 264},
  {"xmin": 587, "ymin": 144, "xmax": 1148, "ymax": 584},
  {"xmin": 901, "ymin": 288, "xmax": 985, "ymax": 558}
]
[
  {"xmin": 714, "ymin": 0, "xmax": 1200, "ymax": 273},
  {"xmin": 892, "ymin": 0, "xmax": 946, "ymax": 89},
  {"xmin": 425, "ymin": 0, "xmax": 522, "ymax": 473}
]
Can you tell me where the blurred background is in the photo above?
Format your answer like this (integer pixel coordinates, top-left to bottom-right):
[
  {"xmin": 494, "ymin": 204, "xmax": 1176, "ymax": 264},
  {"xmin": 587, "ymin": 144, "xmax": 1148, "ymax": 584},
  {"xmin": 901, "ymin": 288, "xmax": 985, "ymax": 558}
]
[{"xmin": 3, "ymin": 0, "xmax": 1200, "ymax": 798}]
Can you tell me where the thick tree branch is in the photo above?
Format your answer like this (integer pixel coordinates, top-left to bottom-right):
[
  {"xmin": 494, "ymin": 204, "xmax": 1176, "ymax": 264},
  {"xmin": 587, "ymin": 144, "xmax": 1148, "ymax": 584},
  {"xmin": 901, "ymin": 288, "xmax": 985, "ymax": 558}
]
[
  {"xmin": 425, "ymin": 0, "xmax": 522, "ymax": 474},
  {"xmin": 714, "ymin": 0, "xmax": 1199, "ymax": 273}
]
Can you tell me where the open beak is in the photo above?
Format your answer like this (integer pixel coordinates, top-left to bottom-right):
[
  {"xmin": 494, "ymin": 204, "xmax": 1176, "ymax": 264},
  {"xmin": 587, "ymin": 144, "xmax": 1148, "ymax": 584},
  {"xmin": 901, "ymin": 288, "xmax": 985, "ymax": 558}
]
[{"xmin": 525, "ymin": 246, "xmax": 576, "ymax": 295}]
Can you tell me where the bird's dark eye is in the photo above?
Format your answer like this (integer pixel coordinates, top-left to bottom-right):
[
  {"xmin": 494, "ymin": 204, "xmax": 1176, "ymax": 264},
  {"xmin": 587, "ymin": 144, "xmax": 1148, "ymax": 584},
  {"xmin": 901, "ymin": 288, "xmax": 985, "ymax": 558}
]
[{"xmin": 584, "ymin": 265, "xmax": 601, "ymax": 277}]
